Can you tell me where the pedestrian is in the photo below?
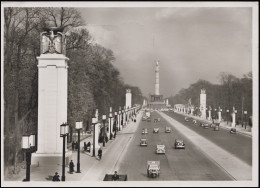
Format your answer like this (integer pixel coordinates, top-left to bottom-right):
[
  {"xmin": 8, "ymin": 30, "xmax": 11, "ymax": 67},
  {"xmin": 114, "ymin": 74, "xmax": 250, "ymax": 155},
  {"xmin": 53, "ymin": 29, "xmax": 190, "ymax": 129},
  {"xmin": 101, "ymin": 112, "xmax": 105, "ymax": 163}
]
[
  {"xmin": 86, "ymin": 142, "xmax": 91, "ymax": 152},
  {"xmin": 72, "ymin": 141, "xmax": 75, "ymax": 151},
  {"xmin": 98, "ymin": 147, "xmax": 102, "ymax": 160},
  {"xmin": 75, "ymin": 141, "xmax": 78, "ymax": 150},
  {"xmin": 52, "ymin": 172, "xmax": 60, "ymax": 181},
  {"xmin": 112, "ymin": 171, "xmax": 119, "ymax": 181},
  {"xmin": 69, "ymin": 160, "xmax": 75, "ymax": 174},
  {"xmin": 84, "ymin": 142, "xmax": 87, "ymax": 151}
]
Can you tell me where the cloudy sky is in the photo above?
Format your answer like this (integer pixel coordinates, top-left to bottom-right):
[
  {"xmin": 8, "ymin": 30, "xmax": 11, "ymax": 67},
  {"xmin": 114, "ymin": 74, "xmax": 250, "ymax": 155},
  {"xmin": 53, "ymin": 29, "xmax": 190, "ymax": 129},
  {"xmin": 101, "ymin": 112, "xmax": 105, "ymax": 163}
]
[{"xmin": 78, "ymin": 7, "xmax": 252, "ymax": 98}]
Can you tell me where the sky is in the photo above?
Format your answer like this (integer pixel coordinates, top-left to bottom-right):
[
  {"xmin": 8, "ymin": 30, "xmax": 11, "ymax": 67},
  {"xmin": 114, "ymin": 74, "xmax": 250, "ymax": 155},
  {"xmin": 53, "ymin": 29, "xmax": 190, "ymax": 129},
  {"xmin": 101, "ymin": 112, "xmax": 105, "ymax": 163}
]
[{"xmin": 78, "ymin": 7, "xmax": 252, "ymax": 98}]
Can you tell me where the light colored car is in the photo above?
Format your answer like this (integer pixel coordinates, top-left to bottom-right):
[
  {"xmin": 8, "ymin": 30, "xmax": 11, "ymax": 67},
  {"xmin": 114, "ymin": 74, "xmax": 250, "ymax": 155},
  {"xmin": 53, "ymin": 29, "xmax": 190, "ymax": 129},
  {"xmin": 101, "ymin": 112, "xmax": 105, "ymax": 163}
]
[
  {"xmin": 153, "ymin": 128, "xmax": 159, "ymax": 133},
  {"xmin": 165, "ymin": 127, "xmax": 171, "ymax": 133},
  {"xmin": 140, "ymin": 138, "xmax": 148, "ymax": 146},
  {"xmin": 147, "ymin": 161, "xmax": 160, "ymax": 178},
  {"xmin": 175, "ymin": 139, "xmax": 185, "ymax": 149},
  {"xmin": 142, "ymin": 128, "xmax": 148, "ymax": 134},
  {"xmin": 203, "ymin": 123, "xmax": 209, "ymax": 129},
  {"xmin": 156, "ymin": 144, "xmax": 166, "ymax": 154}
]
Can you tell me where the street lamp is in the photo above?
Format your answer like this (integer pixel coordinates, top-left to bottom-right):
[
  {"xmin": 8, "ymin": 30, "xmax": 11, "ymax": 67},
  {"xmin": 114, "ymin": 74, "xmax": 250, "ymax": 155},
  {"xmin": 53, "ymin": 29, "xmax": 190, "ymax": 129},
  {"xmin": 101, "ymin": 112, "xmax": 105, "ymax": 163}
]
[
  {"xmin": 75, "ymin": 121, "xmax": 82, "ymax": 173},
  {"xmin": 109, "ymin": 112, "xmax": 113, "ymax": 140},
  {"xmin": 60, "ymin": 122, "xmax": 69, "ymax": 181},
  {"xmin": 244, "ymin": 110, "xmax": 247, "ymax": 129},
  {"xmin": 234, "ymin": 110, "xmax": 237, "ymax": 127},
  {"xmin": 92, "ymin": 117, "xmax": 97, "ymax": 157},
  {"xmin": 226, "ymin": 109, "xmax": 229, "ymax": 124},
  {"xmin": 114, "ymin": 112, "xmax": 118, "ymax": 138},
  {"xmin": 102, "ymin": 115, "xmax": 106, "ymax": 147},
  {"xmin": 22, "ymin": 134, "xmax": 36, "ymax": 181}
]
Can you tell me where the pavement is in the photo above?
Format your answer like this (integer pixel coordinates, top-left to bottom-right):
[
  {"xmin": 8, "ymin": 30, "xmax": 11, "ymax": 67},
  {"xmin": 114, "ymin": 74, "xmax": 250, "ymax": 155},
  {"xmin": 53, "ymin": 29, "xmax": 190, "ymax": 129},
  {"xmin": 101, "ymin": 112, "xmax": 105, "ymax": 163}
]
[
  {"xmin": 174, "ymin": 111, "xmax": 252, "ymax": 137},
  {"xmin": 3, "ymin": 112, "xmax": 142, "ymax": 185}
]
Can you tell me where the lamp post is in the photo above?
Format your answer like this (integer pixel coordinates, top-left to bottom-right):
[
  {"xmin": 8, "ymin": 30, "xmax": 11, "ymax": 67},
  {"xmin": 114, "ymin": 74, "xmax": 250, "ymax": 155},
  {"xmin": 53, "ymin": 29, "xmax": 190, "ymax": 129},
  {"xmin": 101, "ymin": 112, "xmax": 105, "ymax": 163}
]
[
  {"xmin": 122, "ymin": 109, "xmax": 125, "ymax": 127},
  {"xmin": 22, "ymin": 134, "xmax": 36, "ymax": 181},
  {"xmin": 214, "ymin": 108, "xmax": 217, "ymax": 120},
  {"xmin": 109, "ymin": 111, "xmax": 113, "ymax": 140},
  {"xmin": 60, "ymin": 122, "xmax": 69, "ymax": 181},
  {"xmin": 234, "ymin": 110, "xmax": 237, "ymax": 127},
  {"xmin": 226, "ymin": 109, "xmax": 229, "ymax": 124},
  {"xmin": 244, "ymin": 110, "xmax": 247, "ymax": 129},
  {"xmin": 92, "ymin": 117, "xmax": 97, "ymax": 157},
  {"xmin": 75, "ymin": 121, "xmax": 82, "ymax": 173},
  {"xmin": 114, "ymin": 112, "xmax": 118, "ymax": 138},
  {"xmin": 102, "ymin": 115, "xmax": 106, "ymax": 147}
]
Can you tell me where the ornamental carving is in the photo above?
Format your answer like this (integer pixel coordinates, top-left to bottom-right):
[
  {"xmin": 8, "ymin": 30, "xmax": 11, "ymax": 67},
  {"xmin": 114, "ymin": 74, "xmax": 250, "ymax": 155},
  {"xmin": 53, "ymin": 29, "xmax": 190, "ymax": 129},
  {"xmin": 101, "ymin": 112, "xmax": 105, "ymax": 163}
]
[{"xmin": 40, "ymin": 27, "xmax": 66, "ymax": 55}]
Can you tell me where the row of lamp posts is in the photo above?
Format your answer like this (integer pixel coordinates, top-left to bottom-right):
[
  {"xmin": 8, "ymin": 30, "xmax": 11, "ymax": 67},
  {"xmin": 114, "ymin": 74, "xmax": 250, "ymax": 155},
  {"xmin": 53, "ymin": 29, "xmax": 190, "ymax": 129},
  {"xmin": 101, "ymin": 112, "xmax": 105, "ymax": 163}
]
[{"xmin": 22, "ymin": 106, "xmax": 138, "ymax": 182}]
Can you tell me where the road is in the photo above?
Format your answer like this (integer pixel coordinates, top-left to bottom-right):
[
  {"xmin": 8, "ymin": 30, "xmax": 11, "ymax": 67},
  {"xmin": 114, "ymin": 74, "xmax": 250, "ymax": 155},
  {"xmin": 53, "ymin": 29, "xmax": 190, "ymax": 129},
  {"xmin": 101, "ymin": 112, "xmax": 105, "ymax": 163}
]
[
  {"xmin": 115, "ymin": 111, "xmax": 234, "ymax": 181},
  {"xmin": 164, "ymin": 111, "xmax": 252, "ymax": 165}
]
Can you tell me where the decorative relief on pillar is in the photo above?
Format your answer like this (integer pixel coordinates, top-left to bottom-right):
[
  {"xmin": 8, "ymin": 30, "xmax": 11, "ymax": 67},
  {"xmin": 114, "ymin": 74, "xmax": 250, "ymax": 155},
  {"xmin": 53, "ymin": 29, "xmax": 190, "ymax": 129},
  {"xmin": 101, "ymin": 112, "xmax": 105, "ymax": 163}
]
[
  {"xmin": 201, "ymin": 89, "xmax": 206, "ymax": 94},
  {"xmin": 126, "ymin": 89, "xmax": 131, "ymax": 93},
  {"xmin": 40, "ymin": 27, "xmax": 66, "ymax": 55}
]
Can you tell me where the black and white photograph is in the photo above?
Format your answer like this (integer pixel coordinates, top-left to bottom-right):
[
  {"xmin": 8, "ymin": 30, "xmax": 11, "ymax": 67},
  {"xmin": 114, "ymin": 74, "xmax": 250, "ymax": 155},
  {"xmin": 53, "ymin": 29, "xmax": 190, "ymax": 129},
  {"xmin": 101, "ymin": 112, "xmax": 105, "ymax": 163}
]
[{"xmin": 1, "ymin": 1, "xmax": 259, "ymax": 187}]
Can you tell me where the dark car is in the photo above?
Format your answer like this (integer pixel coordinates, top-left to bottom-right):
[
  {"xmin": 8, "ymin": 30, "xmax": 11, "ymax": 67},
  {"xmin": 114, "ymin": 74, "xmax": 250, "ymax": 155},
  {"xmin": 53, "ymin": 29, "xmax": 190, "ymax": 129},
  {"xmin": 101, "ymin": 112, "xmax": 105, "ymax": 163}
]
[{"xmin": 230, "ymin": 128, "xmax": 236, "ymax": 134}]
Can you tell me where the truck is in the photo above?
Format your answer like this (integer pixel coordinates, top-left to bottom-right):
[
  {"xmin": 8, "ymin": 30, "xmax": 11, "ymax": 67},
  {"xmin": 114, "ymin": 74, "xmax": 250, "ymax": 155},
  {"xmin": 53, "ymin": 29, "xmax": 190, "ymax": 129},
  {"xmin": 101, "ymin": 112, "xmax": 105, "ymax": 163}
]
[{"xmin": 147, "ymin": 161, "xmax": 160, "ymax": 178}]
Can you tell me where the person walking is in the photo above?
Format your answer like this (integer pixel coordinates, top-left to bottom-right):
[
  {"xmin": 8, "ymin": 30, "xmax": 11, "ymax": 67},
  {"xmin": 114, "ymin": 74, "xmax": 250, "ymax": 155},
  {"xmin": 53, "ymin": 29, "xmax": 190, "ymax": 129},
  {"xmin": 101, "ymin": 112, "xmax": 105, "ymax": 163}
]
[
  {"xmin": 98, "ymin": 148, "xmax": 102, "ymax": 160},
  {"xmin": 69, "ymin": 160, "xmax": 75, "ymax": 174}
]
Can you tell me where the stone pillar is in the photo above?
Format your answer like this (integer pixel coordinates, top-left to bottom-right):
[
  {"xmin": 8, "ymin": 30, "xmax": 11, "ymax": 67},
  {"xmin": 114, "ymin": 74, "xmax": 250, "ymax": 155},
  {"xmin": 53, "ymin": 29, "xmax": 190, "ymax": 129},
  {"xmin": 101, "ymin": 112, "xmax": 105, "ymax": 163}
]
[
  {"xmin": 125, "ymin": 89, "xmax": 132, "ymax": 109},
  {"xmin": 94, "ymin": 123, "xmax": 100, "ymax": 151},
  {"xmin": 208, "ymin": 110, "xmax": 212, "ymax": 120},
  {"xmin": 232, "ymin": 112, "xmax": 236, "ymax": 127},
  {"xmin": 191, "ymin": 108, "xmax": 194, "ymax": 116},
  {"xmin": 33, "ymin": 27, "xmax": 72, "ymax": 165},
  {"xmin": 166, "ymin": 99, "xmax": 169, "ymax": 106},
  {"xmin": 218, "ymin": 111, "xmax": 222, "ymax": 123},
  {"xmin": 155, "ymin": 60, "xmax": 160, "ymax": 95},
  {"xmin": 200, "ymin": 89, "xmax": 207, "ymax": 119}
]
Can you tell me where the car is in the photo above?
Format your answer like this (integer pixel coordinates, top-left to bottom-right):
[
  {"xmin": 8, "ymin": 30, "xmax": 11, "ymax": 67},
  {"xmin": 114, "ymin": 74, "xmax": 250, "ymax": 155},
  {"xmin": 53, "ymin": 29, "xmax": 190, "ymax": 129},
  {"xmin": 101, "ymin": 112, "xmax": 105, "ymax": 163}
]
[
  {"xmin": 153, "ymin": 118, "xmax": 161, "ymax": 123},
  {"xmin": 147, "ymin": 161, "xmax": 160, "ymax": 178},
  {"xmin": 175, "ymin": 139, "xmax": 185, "ymax": 149},
  {"xmin": 153, "ymin": 128, "xmax": 159, "ymax": 133},
  {"xmin": 142, "ymin": 128, "xmax": 148, "ymax": 134},
  {"xmin": 156, "ymin": 144, "xmax": 166, "ymax": 154},
  {"xmin": 192, "ymin": 119, "xmax": 197, "ymax": 124},
  {"xmin": 165, "ymin": 127, "xmax": 171, "ymax": 133},
  {"xmin": 230, "ymin": 128, "xmax": 236, "ymax": 134},
  {"xmin": 142, "ymin": 116, "xmax": 148, "ymax": 121},
  {"xmin": 184, "ymin": 117, "xmax": 190, "ymax": 122},
  {"xmin": 140, "ymin": 138, "xmax": 148, "ymax": 146},
  {"xmin": 214, "ymin": 125, "xmax": 219, "ymax": 131},
  {"xmin": 147, "ymin": 117, "xmax": 151, "ymax": 122},
  {"xmin": 203, "ymin": 123, "xmax": 209, "ymax": 129},
  {"xmin": 200, "ymin": 123, "xmax": 204, "ymax": 127}
]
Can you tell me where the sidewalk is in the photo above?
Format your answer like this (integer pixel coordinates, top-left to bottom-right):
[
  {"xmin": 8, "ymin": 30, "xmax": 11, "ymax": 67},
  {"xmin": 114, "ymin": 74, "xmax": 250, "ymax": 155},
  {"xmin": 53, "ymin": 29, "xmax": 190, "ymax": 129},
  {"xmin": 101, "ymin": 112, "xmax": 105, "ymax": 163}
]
[
  {"xmin": 174, "ymin": 111, "xmax": 252, "ymax": 137},
  {"xmin": 3, "ymin": 111, "xmax": 142, "ymax": 183}
]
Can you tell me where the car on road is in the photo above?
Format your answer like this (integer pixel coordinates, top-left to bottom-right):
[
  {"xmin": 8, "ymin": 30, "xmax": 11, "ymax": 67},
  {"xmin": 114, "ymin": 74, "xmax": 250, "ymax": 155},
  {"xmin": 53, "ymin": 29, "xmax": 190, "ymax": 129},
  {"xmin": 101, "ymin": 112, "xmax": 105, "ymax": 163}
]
[
  {"xmin": 175, "ymin": 139, "xmax": 185, "ymax": 149},
  {"xmin": 153, "ymin": 128, "xmax": 159, "ymax": 133},
  {"xmin": 142, "ymin": 128, "xmax": 148, "ymax": 134},
  {"xmin": 153, "ymin": 118, "xmax": 161, "ymax": 123},
  {"xmin": 203, "ymin": 123, "xmax": 210, "ymax": 129},
  {"xmin": 230, "ymin": 128, "xmax": 236, "ymax": 134},
  {"xmin": 142, "ymin": 116, "xmax": 148, "ymax": 121},
  {"xmin": 214, "ymin": 125, "xmax": 219, "ymax": 131},
  {"xmin": 147, "ymin": 117, "xmax": 151, "ymax": 122},
  {"xmin": 165, "ymin": 127, "xmax": 171, "ymax": 133},
  {"xmin": 140, "ymin": 138, "xmax": 148, "ymax": 146},
  {"xmin": 156, "ymin": 144, "xmax": 166, "ymax": 154},
  {"xmin": 184, "ymin": 117, "xmax": 191, "ymax": 122},
  {"xmin": 147, "ymin": 161, "xmax": 160, "ymax": 178}
]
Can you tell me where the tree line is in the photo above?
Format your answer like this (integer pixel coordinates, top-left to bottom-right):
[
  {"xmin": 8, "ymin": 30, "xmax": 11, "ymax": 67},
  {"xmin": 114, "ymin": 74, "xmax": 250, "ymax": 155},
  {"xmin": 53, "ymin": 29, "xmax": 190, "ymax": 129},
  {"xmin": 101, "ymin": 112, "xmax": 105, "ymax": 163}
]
[
  {"xmin": 168, "ymin": 72, "xmax": 252, "ymax": 123},
  {"xmin": 4, "ymin": 7, "xmax": 144, "ymax": 176}
]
